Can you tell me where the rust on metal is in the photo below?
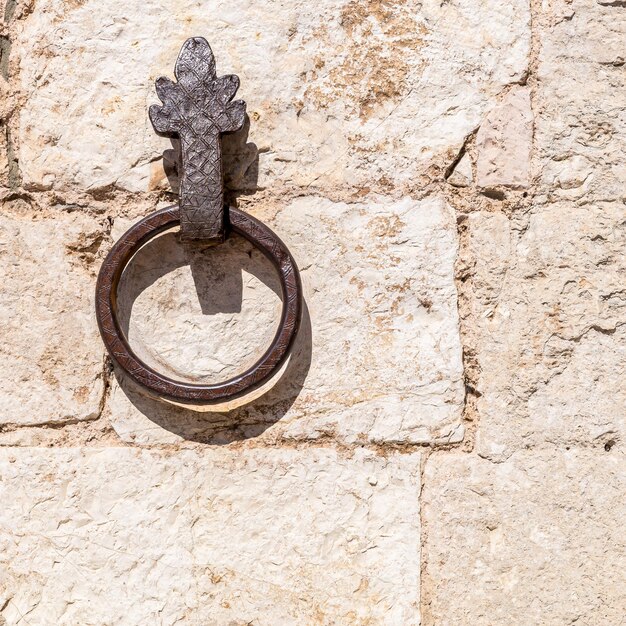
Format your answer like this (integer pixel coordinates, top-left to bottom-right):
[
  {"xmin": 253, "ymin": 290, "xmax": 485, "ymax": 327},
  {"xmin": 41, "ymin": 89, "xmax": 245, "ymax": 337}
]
[{"xmin": 95, "ymin": 38, "xmax": 302, "ymax": 405}]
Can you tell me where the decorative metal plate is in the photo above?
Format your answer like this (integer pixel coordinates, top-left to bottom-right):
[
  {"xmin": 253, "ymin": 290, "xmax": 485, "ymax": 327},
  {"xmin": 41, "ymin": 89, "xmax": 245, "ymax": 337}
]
[{"xmin": 149, "ymin": 37, "xmax": 246, "ymax": 244}]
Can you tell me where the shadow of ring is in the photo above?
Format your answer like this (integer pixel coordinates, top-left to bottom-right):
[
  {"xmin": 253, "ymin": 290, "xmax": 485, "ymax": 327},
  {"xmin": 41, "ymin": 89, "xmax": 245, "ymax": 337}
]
[{"xmin": 95, "ymin": 205, "xmax": 302, "ymax": 406}]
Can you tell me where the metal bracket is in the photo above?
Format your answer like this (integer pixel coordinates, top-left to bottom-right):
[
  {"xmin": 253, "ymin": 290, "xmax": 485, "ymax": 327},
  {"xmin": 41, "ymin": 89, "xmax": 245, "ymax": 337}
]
[{"xmin": 149, "ymin": 37, "xmax": 246, "ymax": 244}]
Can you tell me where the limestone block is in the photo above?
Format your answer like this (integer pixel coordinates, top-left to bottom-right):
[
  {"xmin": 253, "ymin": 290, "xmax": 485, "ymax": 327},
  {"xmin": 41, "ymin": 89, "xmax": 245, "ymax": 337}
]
[
  {"xmin": 475, "ymin": 87, "xmax": 533, "ymax": 189},
  {"xmin": 16, "ymin": 0, "xmax": 530, "ymax": 195},
  {"xmin": 0, "ymin": 212, "xmax": 105, "ymax": 427},
  {"xmin": 0, "ymin": 447, "xmax": 421, "ymax": 625},
  {"xmin": 526, "ymin": 326, "xmax": 626, "ymax": 445},
  {"xmin": 115, "ymin": 227, "xmax": 282, "ymax": 384},
  {"xmin": 465, "ymin": 211, "xmax": 511, "ymax": 308},
  {"xmin": 422, "ymin": 449, "xmax": 626, "ymax": 626},
  {"xmin": 535, "ymin": 0, "xmax": 626, "ymax": 200},
  {"xmin": 463, "ymin": 204, "xmax": 626, "ymax": 459},
  {"xmin": 105, "ymin": 195, "xmax": 465, "ymax": 445}
]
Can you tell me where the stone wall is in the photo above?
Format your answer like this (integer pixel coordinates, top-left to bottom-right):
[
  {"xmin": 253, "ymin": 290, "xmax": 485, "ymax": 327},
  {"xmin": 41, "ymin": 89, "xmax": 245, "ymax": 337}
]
[{"xmin": 0, "ymin": 0, "xmax": 624, "ymax": 623}]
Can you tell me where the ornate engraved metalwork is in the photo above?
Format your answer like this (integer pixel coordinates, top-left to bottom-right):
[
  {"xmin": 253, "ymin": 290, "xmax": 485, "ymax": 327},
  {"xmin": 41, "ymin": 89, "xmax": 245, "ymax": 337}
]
[
  {"xmin": 149, "ymin": 37, "xmax": 246, "ymax": 244},
  {"xmin": 95, "ymin": 38, "xmax": 303, "ymax": 405}
]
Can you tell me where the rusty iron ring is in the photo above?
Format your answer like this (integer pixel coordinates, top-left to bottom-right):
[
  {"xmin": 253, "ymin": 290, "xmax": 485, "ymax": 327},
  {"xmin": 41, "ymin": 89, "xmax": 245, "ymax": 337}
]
[{"xmin": 95, "ymin": 205, "xmax": 302, "ymax": 405}]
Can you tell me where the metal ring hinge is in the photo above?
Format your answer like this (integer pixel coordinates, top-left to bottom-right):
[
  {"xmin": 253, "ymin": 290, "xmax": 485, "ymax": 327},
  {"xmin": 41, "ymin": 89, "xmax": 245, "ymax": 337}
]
[{"xmin": 95, "ymin": 38, "xmax": 303, "ymax": 405}]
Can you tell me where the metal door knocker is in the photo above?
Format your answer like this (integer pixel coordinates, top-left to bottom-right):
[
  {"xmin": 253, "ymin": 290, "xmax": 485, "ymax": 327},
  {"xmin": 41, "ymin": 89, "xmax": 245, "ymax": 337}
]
[{"xmin": 95, "ymin": 37, "xmax": 302, "ymax": 405}]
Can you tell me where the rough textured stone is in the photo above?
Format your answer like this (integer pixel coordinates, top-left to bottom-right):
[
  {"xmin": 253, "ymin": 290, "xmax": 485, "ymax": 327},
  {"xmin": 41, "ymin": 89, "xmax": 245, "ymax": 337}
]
[
  {"xmin": 2, "ymin": 0, "xmax": 625, "ymax": 621},
  {"xmin": 535, "ymin": 0, "xmax": 626, "ymax": 202},
  {"xmin": 16, "ymin": 0, "xmax": 530, "ymax": 196},
  {"xmin": 107, "ymin": 195, "xmax": 465, "ymax": 445},
  {"xmin": 463, "ymin": 204, "xmax": 626, "ymax": 460},
  {"xmin": 0, "ymin": 212, "xmax": 105, "ymax": 427},
  {"xmin": 446, "ymin": 152, "xmax": 473, "ymax": 188},
  {"xmin": 422, "ymin": 449, "xmax": 626, "ymax": 626},
  {"xmin": 0, "ymin": 447, "xmax": 421, "ymax": 625},
  {"xmin": 116, "ymin": 226, "xmax": 282, "ymax": 384},
  {"xmin": 475, "ymin": 86, "xmax": 533, "ymax": 190}
]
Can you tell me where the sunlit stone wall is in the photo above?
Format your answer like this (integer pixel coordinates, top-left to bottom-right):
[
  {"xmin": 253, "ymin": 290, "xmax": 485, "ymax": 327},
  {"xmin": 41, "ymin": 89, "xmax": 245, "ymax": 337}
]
[{"xmin": 0, "ymin": 0, "xmax": 624, "ymax": 623}]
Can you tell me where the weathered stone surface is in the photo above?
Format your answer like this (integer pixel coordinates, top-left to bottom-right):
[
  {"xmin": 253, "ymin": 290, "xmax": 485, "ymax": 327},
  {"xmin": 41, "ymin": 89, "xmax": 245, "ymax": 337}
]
[
  {"xmin": 446, "ymin": 152, "xmax": 473, "ymax": 188},
  {"xmin": 106, "ymin": 195, "xmax": 465, "ymax": 445},
  {"xmin": 475, "ymin": 86, "xmax": 533, "ymax": 190},
  {"xmin": 16, "ymin": 0, "xmax": 530, "ymax": 196},
  {"xmin": 0, "ymin": 447, "xmax": 421, "ymax": 625},
  {"xmin": 0, "ymin": 129, "xmax": 9, "ymax": 188},
  {"xmin": 422, "ymin": 449, "xmax": 626, "ymax": 626},
  {"xmin": 116, "ymin": 225, "xmax": 282, "ymax": 384},
  {"xmin": 2, "ymin": 0, "xmax": 625, "ymax": 620},
  {"xmin": 0, "ymin": 212, "xmax": 105, "ymax": 427},
  {"xmin": 535, "ymin": 0, "xmax": 626, "ymax": 201},
  {"xmin": 462, "ymin": 204, "xmax": 626, "ymax": 460}
]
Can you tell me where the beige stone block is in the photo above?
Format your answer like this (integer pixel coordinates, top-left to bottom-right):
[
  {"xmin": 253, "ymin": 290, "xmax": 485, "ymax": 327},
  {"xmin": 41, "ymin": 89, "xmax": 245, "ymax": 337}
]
[
  {"xmin": 0, "ymin": 447, "xmax": 421, "ymax": 625},
  {"xmin": 475, "ymin": 86, "xmax": 533, "ymax": 190},
  {"xmin": 463, "ymin": 204, "xmax": 626, "ymax": 459},
  {"xmin": 0, "ymin": 213, "xmax": 105, "ymax": 427},
  {"xmin": 106, "ymin": 195, "xmax": 465, "ymax": 445},
  {"xmin": 422, "ymin": 449, "xmax": 626, "ymax": 626},
  {"xmin": 535, "ymin": 0, "xmax": 626, "ymax": 201},
  {"xmin": 116, "ymin": 227, "xmax": 282, "ymax": 385},
  {"xmin": 16, "ymin": 0, "xmax": 530, "ymax": 195}
]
